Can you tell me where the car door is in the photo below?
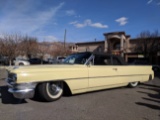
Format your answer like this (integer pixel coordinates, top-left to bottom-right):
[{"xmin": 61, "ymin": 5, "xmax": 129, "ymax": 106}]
[
  {"xmin": 111, "ymin": 56, "xmax": 134, "ymax": 84},
  {"xmin": 88, "ymin": 55, "xmax": 119, "ymax": 90}
]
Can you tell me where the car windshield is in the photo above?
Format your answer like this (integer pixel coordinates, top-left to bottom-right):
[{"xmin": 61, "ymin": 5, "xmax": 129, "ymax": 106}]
[{"xmin": 63, "ymin": 52, "xmax": 91, "ymax": 64}]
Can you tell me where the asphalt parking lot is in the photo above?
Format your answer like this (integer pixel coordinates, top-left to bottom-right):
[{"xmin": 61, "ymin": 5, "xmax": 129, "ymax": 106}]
[{"xmin": 0, "ymin": 69, "xmax": 160, "ymax": 120}]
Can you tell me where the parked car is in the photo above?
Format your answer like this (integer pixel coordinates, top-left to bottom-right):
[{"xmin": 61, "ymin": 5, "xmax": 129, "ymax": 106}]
[
  {"xmin": 48, "ymin": 56, "xmax": 66, "ymax": 64},
  {"xmin": 29, "ymin": 58, "xmax": 41, "ymax": 64},
  {"xmin": 48, "ymin": 58, "xmax": 57, "ymax": 64},
  {"xmin": 0, "ymin": 55, "xmax": 9, "ymax": 65},
  {"xmin": 13, "ymin": 59, "xmax": 30, "ymax": 66},
  {"xmin": 6, "ymin": 52, "xmax": 154, "ymax": 102},
  {"xmin": 29, "ymin": 58, "xmax": 49, "ymax": 64},
  {"xmin": 57, "ymin": 56, "xmax": 66, "ymax": 63}
]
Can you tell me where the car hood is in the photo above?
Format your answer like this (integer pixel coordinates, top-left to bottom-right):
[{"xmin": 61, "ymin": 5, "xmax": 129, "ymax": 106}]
[{"xmin": 8, "ymin": 64, "xmax": 88, "ymax": 83}]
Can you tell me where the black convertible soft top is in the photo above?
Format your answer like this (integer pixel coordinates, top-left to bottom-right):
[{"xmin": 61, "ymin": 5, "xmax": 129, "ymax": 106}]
[
  {"xmin": 71, "ymin": 52, "xmax": 127, "ymax": 65},
  {"xmin": 94, "ymin": 52, "xmax": 127, "ymax": 65}
]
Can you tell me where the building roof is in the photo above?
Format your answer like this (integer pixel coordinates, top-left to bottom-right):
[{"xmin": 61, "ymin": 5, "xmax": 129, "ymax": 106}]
[
  {"xmin": 103, "ymin": 31, "xmax": 125, "ymax": 36},
  {"xmin": 76, "ymin": 40, "xmax": 104, "ymax": 45}
]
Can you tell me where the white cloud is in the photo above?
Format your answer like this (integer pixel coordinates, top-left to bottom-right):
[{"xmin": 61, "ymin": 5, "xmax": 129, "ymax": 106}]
[
  {"xmin": 115, "ymin": 17, "xmax": 128, "ymax": 26},
  {"xmin": 90, "ymin": 23, "xmax": 108, "ymax": 28},
  {"xmin": 0, "ymin": 2, "xmax": 65, "ymax": 34},
  {"xmin": 70, "ymin": 19, "xmax": 108, "ymax": 28},
  {"xmin": 147, "ymin": 0, "xmax": 153, "ymax": 4},
  {"xmin": 147, "ymin": 0, "xmax": 160, "ymax": 6},
  {"xmin": 75, "ymin": 23, "xmax": 86, "ymax": 28},
  {"xmin": 43, "ymin": 35, "xmax": 59, "ymax": 42},
  {"xmin": 66, "ymin": 10, "xmax": 76, "ymax": 16}
]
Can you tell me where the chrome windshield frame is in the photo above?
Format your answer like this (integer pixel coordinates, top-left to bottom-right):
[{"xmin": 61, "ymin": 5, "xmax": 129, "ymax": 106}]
[{"xmin": 84, "ymin": 54, "xmax": 95, "ymax": 66}]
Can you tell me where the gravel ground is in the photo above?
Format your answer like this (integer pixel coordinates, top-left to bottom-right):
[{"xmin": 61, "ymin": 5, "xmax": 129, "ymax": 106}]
[{"xmin": 0, "ymin": 69, "xmax": 160, "ymax": 120}]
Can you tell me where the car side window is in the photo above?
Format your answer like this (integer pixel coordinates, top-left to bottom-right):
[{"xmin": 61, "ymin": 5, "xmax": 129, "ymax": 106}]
[
  {"xmin": 94, "ymin": 55, "xmax": 111, "ymax": 65},
  {"xmin": 112, "ymin": 57, "xmax": 122, "ymax": 65}
]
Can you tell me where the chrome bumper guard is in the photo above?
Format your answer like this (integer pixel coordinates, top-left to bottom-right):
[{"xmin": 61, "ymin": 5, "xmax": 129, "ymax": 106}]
[{"xmin": 6, "ymin": 78, "xmax": 37, "ymax": 99}]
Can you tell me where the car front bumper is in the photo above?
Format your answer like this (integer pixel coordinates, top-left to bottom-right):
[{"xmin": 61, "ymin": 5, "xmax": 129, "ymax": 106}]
[
  {"xmin": 6, "ymin": 78, "xmax": 37, "ymax": 99},
  {"xmin": 8, "ymin": 87, "xmax": 35, "ymax": 99}
]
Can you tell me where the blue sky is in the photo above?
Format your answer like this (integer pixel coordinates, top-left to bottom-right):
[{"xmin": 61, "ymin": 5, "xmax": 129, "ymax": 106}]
[{"xmin": 0, "ymin": 0, "xmax": 160, "ymax": 42}]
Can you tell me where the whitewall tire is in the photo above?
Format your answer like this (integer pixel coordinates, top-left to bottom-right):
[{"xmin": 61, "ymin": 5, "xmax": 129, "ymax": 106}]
[
  {"xmin": 128, "ymin": 82, "xmax": 139, "ymax": 88},
  {"xmin": 37, "ymin": 81, "xmax": 63, "ymax": 102}
]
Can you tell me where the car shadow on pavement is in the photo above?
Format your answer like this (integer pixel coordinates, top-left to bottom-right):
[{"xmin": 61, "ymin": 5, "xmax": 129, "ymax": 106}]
[
  {"xmin": 140, "ymin": 83, "xmax": 160, "ymax": 88},
  {"xmin": 136, "ymin": 102, "xmax": 160, "ymax": 110},
  {"xmin": 135, "ymin": 83, "xmax": 160, "ymax": 111},
  {"xmin": 0, "ymin": 86, "xmax": 27, "ymax": 104}
]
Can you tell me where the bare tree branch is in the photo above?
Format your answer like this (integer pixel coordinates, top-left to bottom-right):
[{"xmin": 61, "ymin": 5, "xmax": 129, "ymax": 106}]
[
  {"xmin": 19, "ymin": 36, "xmax": 38, "ymax": 58},
  {"xmin": 136, "ymin": 30, "xmax": 160, "ymax": 63},
  {"xmin": 0, "ymin": 33, "xmax": 22, "ymax": 65}
]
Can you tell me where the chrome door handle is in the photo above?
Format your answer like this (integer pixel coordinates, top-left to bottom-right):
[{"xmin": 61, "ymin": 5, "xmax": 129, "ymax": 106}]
[{"xmin": 113, "ymin": 68, "xmax": 118, "ymax": 71}]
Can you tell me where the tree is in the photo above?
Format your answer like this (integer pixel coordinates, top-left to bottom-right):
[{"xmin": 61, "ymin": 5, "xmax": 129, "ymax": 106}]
[
  {"xmin": 0, "ymin": 33, "xmax": 22, "ymax": 65},
  {"xmin": 136, "ymin": 30, "xmax": 160, "ymax": 63},
  {"xmin": 19, "ymin": 36, "xmax": 38, "ymax": 58},
  {"xmin": 38, "ymin": 41, "xmax": 50, "ymax": 64},
  {"xmin": 49, "ymin": 42, "xmax": 72, "ymax": 57}
]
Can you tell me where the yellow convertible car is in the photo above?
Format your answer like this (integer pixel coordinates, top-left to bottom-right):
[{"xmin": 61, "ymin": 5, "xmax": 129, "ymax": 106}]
[{"xmin": 6, "ymin": 52, "xmax": 154, "ymax": 102}]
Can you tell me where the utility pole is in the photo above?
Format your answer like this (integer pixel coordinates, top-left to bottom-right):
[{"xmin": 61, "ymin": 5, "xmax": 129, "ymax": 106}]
[{"xmin": 64, "ymin": 29, "xmax": 67, "ymax": 49}]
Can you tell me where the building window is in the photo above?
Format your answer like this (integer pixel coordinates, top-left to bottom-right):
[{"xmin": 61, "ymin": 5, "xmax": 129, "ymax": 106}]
[
  {"xmin": 86, "ymin": 46, "xmax": 90, "ymax": 51},
  {"xmin": 98, "ymin": 46, "xmax": 102, "ymax": 52},
  {"xmin": 113, "ymin": 42, "xmax": 120, "ymax": 50}
]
